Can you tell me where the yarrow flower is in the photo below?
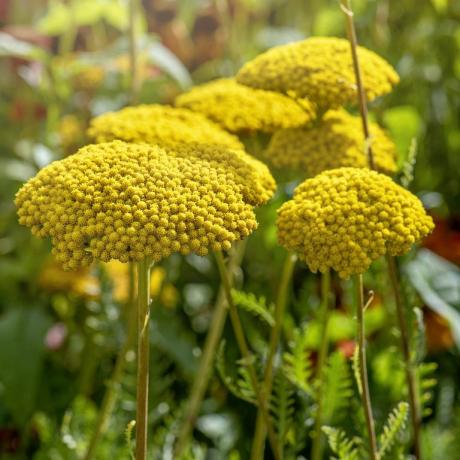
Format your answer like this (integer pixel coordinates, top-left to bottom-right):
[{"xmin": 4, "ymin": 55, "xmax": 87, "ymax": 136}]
[
  {"xmin": 236, "ymin": 37, "xmax": 399, "ymax": 110},
  {"xmin": 277, "ymin": 167, "xmax": 434, "ymax": 278},
  {"xmin": 265, "ymin": 109, "xmax": 397, "ymax": 175},
  {"xmin": 175, "ymin": 78, "xmax": 315, "ymax": 133},
  {"xmin": 16, "ymin": 141, "xmax": 275, "ymax": 269},
  {"xmin": 87, "ymin": 104, "xmax": 242, "ymax": 149}
]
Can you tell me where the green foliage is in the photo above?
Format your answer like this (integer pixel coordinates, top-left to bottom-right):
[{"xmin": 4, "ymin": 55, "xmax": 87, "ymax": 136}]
[
  {"xmin": 419, "ymin": 362, "xmax": 438, "ymax": 417},
  {"xmin": 378, "ymin": 402, "xmax": 409, "ymax": 459},
  {"xmin": 399, "ymin": 138, "xmax": 418, "ymax": 188},
  {"xmin": 322, "ymin": 352, "xmax": 353, "ymax": 423},
  {"xmin": 270, "ymin": 369, "xmax": 295, "ymax": 446},
  {"xmin": 125, "ymin": 420, "xmax": 136, "ymax": 460},
  {"xmin": 282, "ymin": 326, "xmax": 313, "ymax": 395},
  {"xmin": 216, "ymin": 341, "xmax": 256, "ymax": 405},
  {"xmin": 322, "ymin": 426, "xmax": 359, "ymax": 460},
  {"xmin": 231, "ymin": 289, "xmax": 275, "ymax": 327}
]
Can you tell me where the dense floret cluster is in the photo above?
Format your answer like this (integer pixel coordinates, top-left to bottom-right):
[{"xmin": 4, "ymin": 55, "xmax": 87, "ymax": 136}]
[
  {"xmin": 236, "ymin": 37, "xmax": 399, "ymax": 110},
  {"xmin": 265, "ymin": 109, "xmax": 397, "ymax": 175},
  {"xmin": 277, "ymin": 168, "xmax": 434, "ymax": 278},
  {"xmin": 16, "ymin": 141, "xmax": 276, "ymax": 269},
  {"xmin": 175, "ymin": 78, "xmax": 315, "ymax": 133},
  {"xmin": 87, "ymin": 104, "xmax": 242, "ymax": 149}
]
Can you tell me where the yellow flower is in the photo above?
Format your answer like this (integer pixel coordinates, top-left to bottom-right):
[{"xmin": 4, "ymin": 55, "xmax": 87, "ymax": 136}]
[
  {"xmin": 175, "ymin": 78, "xmax": 315, "ymax": 133},
  {"xmin": 74, "ymin": 66, "xmax": 105, "ymax": 91},
  {"xmin": 87, "ymin": 104, "xmax": 242, "ymax": 150},
  {"xmin": 237, "ymin": 37, "xmax": 399, "ymax": 110},
  {"xmin": 59, "ymin": 115, "xmax": 84, "ymax": 150},
  {"xmin": 265, "ymin": 109, "xmax": 397, "ymax": 175},
  {"xmin": 277, "ymin": 167, "xmax": 434, "ymax": 278},
  {"xmin": 16, "ymin": 141, "xmax": 273, "ymax": 269}
]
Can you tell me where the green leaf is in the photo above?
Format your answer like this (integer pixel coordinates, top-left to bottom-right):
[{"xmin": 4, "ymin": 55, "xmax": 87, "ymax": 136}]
[
  {"xmin": 283, "ymin": 326, "xmax": 313, "ymax": 395},
  {"xmin": 419, "ymin": 362, "xmax": 438, "ymax": 417},
  {"xmin": 0, "ymin": 308, "xmax": 52, "ymax": 425},
  {"xmin": 407, "ymin": 249, "xmax": 460, "ymax": 349},
  {"xmin": 231, "ymin": 289, "xmax": 275, "ymax": 327},
  {"xmin": 378, "ymin": 402, "xmax": 409, "ymax": 458},
  {"xmin": 322, "ymin": 426, "xmax": 359, "ymax": 460},
  {"xmin": 270, "ymin": 369, "xmax": 295, "ymax": 446}
]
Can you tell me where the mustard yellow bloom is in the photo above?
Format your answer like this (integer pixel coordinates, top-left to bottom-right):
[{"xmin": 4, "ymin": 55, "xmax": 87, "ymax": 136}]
[
  {"xmin": 16, "ymin": 141, "xmax": 274, "ymax": 269},
  {"xmin": 277, "ymin": 168, "xmax": 434, "ymax": 278},
  {"xmin": 237, "ymin": 37, "xmax": 399, "ymax": 110},
  {"xmin": 87, "ymin": 104, "xmax": 242, "ymax": 149},
  {"xmin": 59, "ymin": 115, "xmax": 85, "ymax": 150},
  {"xmin": 74, "ymin": 66, "xmax": 105, "ymax": 91},
  {"xmin": 175, "ymin": 78, "xmax": 315, "ymax": 133},
  {"xmin": 265, "ymin": 109, "xmax": 397, "ymax": 175}
]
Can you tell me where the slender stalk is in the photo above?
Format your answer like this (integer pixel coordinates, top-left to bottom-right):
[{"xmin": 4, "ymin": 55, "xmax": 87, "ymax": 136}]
[
  {"xmin": 340, "ymin": 2, "xmax": 422, "ymax": 457},
  {"xmin": 175, "ymin": 241, "xmax": 247, "ymax": 456},
  {"xmin": 355, "ymin": 274, "xmax": 378, "ymax": 460},
  {"xmin": 387, "ymin": 255, "xmax": 422, "ymax": 460},
  {"xmin": 128, "ymin": 0, "xmax": 140, "ymax": 104},
  {"xmin": 214, "ymin": 251, "xmax": 282, "ymax": 460},
  {"xmin": 251, "ymin": 252, "xmax": 297, "ymax": 460},
  {"xmin": 135, "ymin": 258, "xmax": 152, "ymax": 460},
  {"xmin": 311, "ymin": 270, "xmax": 332, "ymax": 460},
  {"xmin": 340, "ymin": 0, "xmax": 375, "ymax": 170},
  {"xmin": 83, "ymin": 264, "xmax": 137, "ymax": 460}
]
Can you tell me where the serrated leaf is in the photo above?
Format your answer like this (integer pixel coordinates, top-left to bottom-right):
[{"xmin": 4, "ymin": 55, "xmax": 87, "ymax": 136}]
[
  {"xmin": 231, "ymin": 289, "xmax": 275, "ymax": 327},
  {"xmin": 322, "ymin": 426, "xmax": 359, "ymax": 460},
  {"xmin": 378, "ymin": 402, "xmax": 409, "ymax": 458}
]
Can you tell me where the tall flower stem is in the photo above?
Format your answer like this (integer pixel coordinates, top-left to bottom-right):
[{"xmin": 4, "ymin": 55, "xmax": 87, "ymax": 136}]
[
  {"xmin": 387, "ymin": 255, "xmax": 422, "ymax": 460},
  {"xmin": 355, "ymin": 274, "xmax": 378, "ymax": 460},
  {"xmin": 135, "ymin": 258, "xmax": 152, "ymax": 460},
  {"xmin": 251, "ymin": 252, "xmax": 297, "ymax": 460},
  {"xmin": 175, "ymin": 241, "xmax": 247, "ymax": 456},
  {"xmin": 340, "ymin": 0, "xmax": 375, "ymax": 170},
  {"xmin": 341, "ymin": 2, "xmax": 422, "ymax": 457},
  {"xmin": 214, "ymin": 251, "xmax": 282, "ymax": 460},
  {"xmin": 83, "ymin": 264, "xmax": 137, "ymax": 460},
  {"xmin": 128, "ymin": 0, "xmax": 140, "ymax": 104},
  {"xmin": 311, "ymin": 270, "xmax": 332, "ymax": 460}
]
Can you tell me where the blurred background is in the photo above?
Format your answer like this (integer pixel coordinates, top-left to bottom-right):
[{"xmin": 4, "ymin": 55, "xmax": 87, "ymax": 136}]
[{"xmin": 0, "ymin": 0, "xmax": 459, "ymax": 459}]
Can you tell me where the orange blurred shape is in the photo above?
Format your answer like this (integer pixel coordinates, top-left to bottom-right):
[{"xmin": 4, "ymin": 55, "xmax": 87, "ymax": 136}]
[
  {"xmin": 424, "ymin": 308, "xmax": 454, "ymax": 353},
  {"xmin": 423, "ymin": 217, "xmax": 460, "ymax": 265},
  {"xmin": 336, "ymin": 339, "xmax": 356, "ymax": 358}
]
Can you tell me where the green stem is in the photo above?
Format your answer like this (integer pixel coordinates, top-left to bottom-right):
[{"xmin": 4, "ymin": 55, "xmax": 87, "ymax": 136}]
[
  {"xmin": 340, "ymin": 0, "xmax": 375, "ymax": 169},
  {"xmin": 214, "ymin": 251, "xmax": 282, "ymax": 460},
  {"xmin": 311, "ymin": 270, "xmax": 332, "ymax": 460},
  {"xmin": 83, "ymin": 264, "xmax": 136, "ymax": 460},
  {"xmin": 135, "ymin": 258, "xmax": 151, "ymax": 460},
  {"xmin": 174, "ymin": 241, "xmax": 247, "ymax": 457},
  {"xmin": 251, "ymin": 252, "xmax": 297, "ymax": 460},
  {"xmin": 355, "ymin": 274, "xmax": 378, "ymax": 460},
  {"xmin": 387, "ymin": 255, "xmax": 422, "ymax": 460},
  {"xmin": 128, "ymin": 0, "xmax": 140, "ymax": 104}
]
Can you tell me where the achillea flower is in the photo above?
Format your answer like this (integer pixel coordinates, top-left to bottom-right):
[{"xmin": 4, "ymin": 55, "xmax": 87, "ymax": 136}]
[
  {"xmin": 265, "ymin": 109, "xmax": 397, "ymax": 175},
  {"xmin": 277, "ymin": 168, "xmax": 434, "ymax": 278},
  {"xmin": 59, "ymin": 115, "xmax": 85, "ymax": 151},
  {"xmin": 16, "ymin": 141, "xmax": 274, "ymax": 269},
  {"xmin": 87, "ymin": 104, "xmax": 242, "ymax": 149},
  {"xmin": 175, "ymin": 78, "xmax": 315, "ymax": 133},
  {"xmin": 237, "ymin": 37, "xmax": 399, "ymax": 110},
  {"xmin": 74, "ymin": 66, "xmax": 105, "ymax": 91}
]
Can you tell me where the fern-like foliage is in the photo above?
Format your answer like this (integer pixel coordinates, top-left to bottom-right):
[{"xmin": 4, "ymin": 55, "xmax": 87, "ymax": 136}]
[
  {"xmin": 323, "ymin": 426, "xmax": 359, "ymax": 460},
  {"xmin": 352, "ymin": 345, "xmax": 363, "ymax": 397},
  {"xmin": 322, "ymin": 352, "xmax": 353, "ymax": 423},
  {"xmin": 270, "ymin": 369, "xmax": 295, "ymax": 447},
  {"xmin": 231, "ymin": 289, "xmax": 275, "ymax": 326},
  {"xmin": 215, "ymin": 340, "xmax": 257, "ymax": 405},
  {"xmin": 283, "ymin": 326, "xmax": 313, "ymax": 395},
  {"xmin": 125, "ymin": 420, "xmax": 136, "ymax": 460},
  {"xmin": 419, "ymin": 362, "xmax": 438, "ymax": 417},
  {"xmin": 378, "ymin": 402, "xmax": 409, "ymax": 459},
  {"xmin": 400, "ymin": 137, "xmax": 418, "ymax": 188}
]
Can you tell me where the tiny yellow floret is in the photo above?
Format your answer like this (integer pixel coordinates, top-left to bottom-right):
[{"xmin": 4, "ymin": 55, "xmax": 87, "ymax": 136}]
[
  {"xmin": 16, "ymin": 141, "xmax": 275, "ymax": 269},
  {"xmin": 265, "ymin": 109, "xmax": 397, "ymax": 175},
  {"xmin": 175, "ymin": 78, "xmax": 315, "ymax": 133},
  {"xmin": 87, "ymin": 104, "xmax": 242, "ymax": 149},
  {"xmin": 277, "ymin": 167, "xmax": 434, "ymax": 278},
  {"xmin": 236, "ymin": 37, "xmax": 399, "ymax": 110}
]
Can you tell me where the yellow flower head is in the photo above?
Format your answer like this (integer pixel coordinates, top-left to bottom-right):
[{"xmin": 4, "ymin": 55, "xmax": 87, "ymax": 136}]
[
  {"xmin": 236, "ymin": 37, "xmax": 399, "ymax": 110},
  {"xmin": 265, "ymin": 109, "xmax": 397, "ymax": 175},
  {"xmin": 74, "ymin": 66, "xmax": 105, "ymax": 91},
  {"xmin": 16, "ymin": 141, "xmax": 275, "ymax": 269},
  {"xmin": 87, "ymin": 104, "xmax": 242, "ymax": 149},
  {"xmin": 175, "ymin": 78, "xmax": 315, "ymax": 133},
  {"xmin": 277, "ymin": 167, "xmax": 434, "ymax": 278},
  {"xmin": 59, "ymin": 115, "xmax": 85, "ymax": 150}
]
